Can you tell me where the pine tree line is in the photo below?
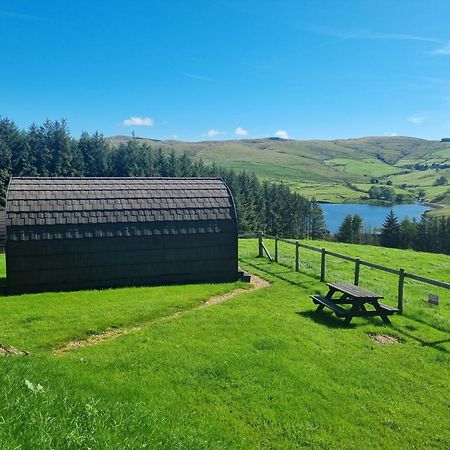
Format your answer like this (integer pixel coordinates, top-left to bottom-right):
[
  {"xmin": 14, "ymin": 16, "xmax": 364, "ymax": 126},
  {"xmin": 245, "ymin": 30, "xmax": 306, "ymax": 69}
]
[
  {"xmin": 335, "ymin": 211, "xmax": 450, "ymax": 255},
  {"xmin": 0, "ymin": 117, "xmax": 327, "ymax": 238},
  {"xmin": 379, "ymin": 211, "xmax": 450, "ymax": 255}
]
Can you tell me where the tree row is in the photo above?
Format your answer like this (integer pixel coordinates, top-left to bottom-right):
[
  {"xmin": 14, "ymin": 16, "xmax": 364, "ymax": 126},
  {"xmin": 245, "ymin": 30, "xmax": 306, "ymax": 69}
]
[
  {"xmin": 0, "ymin": 117, "xmax": 327, "ymax": 238},
  {"xmin": 336, "ymin": 211, "xmax": 450, "ymax": 255}
]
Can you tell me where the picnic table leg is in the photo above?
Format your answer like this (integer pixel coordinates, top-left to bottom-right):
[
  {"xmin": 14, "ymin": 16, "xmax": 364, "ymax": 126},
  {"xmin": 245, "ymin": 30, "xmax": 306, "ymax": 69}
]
[
  {"xmin": 343, "ymin": 301, "xmax": 363, "ymax": 325},
  {"xmin": 380, "ymin": 314, "xmax": 391, "ymax": 324},
  {"xmin": 319, "ymin": 288, "xmax": 335, "ymax": 311},
  {"xmin": 372, "ymin": 301, "xmax": 391, "ymax": 324}
]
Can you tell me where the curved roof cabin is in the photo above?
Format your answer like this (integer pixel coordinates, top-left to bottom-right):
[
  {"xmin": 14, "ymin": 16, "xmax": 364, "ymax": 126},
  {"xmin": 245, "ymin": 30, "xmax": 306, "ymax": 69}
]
[{"xmin": 5, "ymin": 177, "xmax": 238, "ymax": 294}]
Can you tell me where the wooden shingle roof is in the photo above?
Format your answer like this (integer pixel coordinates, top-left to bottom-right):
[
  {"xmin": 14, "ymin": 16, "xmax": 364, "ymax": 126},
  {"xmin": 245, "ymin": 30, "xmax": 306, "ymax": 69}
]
[{"xmin": 6, "ymin": 177, "xmax": 236, "ymax": 241}]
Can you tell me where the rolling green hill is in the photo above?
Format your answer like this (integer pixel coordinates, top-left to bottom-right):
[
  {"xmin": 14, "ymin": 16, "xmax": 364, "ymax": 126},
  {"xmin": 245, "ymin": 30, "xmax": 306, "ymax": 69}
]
[{"xmin": 109, "ymin": 135, "xmax": 450, "ymax": 215}]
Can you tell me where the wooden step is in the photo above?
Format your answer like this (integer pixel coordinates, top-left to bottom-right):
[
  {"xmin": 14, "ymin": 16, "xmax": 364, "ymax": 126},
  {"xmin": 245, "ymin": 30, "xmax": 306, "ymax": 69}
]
[
  {"xmin": 310, "ymin": 295, "xmax": 349, "ymax": 317},
  {"xmin": 237, "ymin": 270, "xmax": 251, "ymax": 283}
]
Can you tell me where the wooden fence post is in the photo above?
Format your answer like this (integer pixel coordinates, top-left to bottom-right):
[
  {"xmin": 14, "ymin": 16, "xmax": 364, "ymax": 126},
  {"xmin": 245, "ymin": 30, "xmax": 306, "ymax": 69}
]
[
  {"xmin": 320, "ymin": 248, "xmax": 326, "ymax": 282},
  {"xmin": 295, "ymin": 241, "xmax": 300, "ymax": 272},
  {"xmin": 398, "ymin": 268, "xmax": 405, "ymax": 315},
  {"xmin": 275, "ymin": 236, "xmax": 278, "ymax": 263},
  {"xmin": 258, "ymin": 232, "xmax": 263, "ymax": 258},
  {"xmin": 354, "ymin": 258, "xmax": 361, "ymax": 286}
]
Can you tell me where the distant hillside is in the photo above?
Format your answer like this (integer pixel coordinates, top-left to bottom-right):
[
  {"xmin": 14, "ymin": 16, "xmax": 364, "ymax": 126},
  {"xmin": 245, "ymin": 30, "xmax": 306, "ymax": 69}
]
[{"xmin": 108, "ymin": 135, "xmax": 450, "ymax": 215}]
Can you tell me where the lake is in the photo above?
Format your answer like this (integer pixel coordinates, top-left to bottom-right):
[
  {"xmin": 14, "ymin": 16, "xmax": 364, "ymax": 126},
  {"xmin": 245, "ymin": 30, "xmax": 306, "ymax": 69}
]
[{"xmin": 320, "ymin": 203, "xmax": 430, "ymax": 234}]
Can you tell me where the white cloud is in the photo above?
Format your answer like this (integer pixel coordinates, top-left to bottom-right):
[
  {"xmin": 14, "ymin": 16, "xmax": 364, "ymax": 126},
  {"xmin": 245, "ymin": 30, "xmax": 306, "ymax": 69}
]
[
  {"xmin": 309, "ymin": 27, "xmax": 441, "ymax": 44},
  {"xmin": 122, "ymin": 116, "xmax": 154, "ymax": 126},
  {"xmin": 310, "ymin": 27, "xmax": 450, "ymax": 57},
  {"xmin": 0, "ymin": 9, "xmax": 44, "ymax": 20},
  {"xmin": 431, "ymin": 43, "xmax": 450, "ymax": 55},
  {"xmin": 275, "ymin": 129, "xmax": 289, "ymax": 139},
  {"xmin": 235, "ymin": 127, "xmax": 248, "ymax": 136},
  {"xmin": 203, "ymin": 129, "xmax": 227, "ymax": 138},
  {"xmin": 407, "ymin": 114, "xmax": 425, "ymax": 124},
  {"xmin": 182, "ymin": 72, "xmax": 215, "ymax": 82}
]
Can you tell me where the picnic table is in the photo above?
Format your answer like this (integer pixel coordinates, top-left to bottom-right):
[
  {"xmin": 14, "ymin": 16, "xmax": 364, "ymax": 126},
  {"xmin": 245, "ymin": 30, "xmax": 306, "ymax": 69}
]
[{"xmin": 311, "ymin": 281, "xmax": 398, "ymax": 324}]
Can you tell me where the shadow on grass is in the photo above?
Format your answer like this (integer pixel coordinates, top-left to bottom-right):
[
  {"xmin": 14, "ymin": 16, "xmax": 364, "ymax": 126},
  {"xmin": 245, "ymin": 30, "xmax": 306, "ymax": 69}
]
[
  {"xmin": 299, "ymin": 310, "xmax": 450, "ymax": 352},
  {"xmin": 296, "ymin": 310, "xmax": 356, "ymax": 329},
  {"xmin": 390, "ymin": 325, "xmax": 450, "ymax": 354},
  {"xmin": 0, "ymin": 277, "xmax": 6, "ymax": 297},
  {"xmin": 402, "ymin": 311, "xmax": 450, "ymax": 336},
  {"xmin": 240, "ymin": 258, "xmax": 322, "ymax": 292},
  {"xmin": 297, "ymin": 309, "xmax": 393, "ymax": 328}
]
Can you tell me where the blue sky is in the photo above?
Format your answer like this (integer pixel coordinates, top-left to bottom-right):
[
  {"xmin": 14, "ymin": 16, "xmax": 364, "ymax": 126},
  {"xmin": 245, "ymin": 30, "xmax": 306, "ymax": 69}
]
[{"xmin": 1, "ymin": 0, "xmax": 450, "ymax": 141}]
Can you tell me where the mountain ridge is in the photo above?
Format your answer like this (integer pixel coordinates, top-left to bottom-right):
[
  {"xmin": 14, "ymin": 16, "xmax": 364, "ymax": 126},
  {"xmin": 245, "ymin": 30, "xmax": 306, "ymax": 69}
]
[{"xmin": 107, "ymin": 135, "xmax": 450, "ymax": 214}]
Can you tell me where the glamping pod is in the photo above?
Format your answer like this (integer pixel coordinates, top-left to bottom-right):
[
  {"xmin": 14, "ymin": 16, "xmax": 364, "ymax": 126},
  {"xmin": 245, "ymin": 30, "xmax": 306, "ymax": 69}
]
[{"xmin": 5, "ymin": 177, "xmax": 238, "ymax": 294}]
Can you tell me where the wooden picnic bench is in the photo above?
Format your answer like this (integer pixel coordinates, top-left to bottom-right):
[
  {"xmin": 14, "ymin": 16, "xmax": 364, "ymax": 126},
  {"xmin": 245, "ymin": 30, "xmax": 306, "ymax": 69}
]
[{"xmin": 311, "ymin": 281, "xmax": 398, "ymax": 324}]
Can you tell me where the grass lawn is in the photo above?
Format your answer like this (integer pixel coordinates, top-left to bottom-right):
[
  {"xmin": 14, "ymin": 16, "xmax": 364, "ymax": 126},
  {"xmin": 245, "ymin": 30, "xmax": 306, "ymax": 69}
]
[
  {"xmin": 264, "ymin": 238, "xmax": 450, "ymax": 330},
  {"xmin": 0, "ymin": 242, "xmax": 449, "ymax": 449}
]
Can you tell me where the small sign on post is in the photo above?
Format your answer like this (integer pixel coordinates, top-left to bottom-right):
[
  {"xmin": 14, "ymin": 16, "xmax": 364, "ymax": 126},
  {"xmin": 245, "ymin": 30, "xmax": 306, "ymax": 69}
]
[{"xmin": 428, "ymin": 293, "xmax": 439, "ymax": 306}]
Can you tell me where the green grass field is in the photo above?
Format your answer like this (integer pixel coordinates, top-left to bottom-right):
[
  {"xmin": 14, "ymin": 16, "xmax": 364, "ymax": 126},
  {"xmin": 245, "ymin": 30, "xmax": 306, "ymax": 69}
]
[{"xmin": 0, "ymin": 242, "xmax": 449, "ymax": 448}]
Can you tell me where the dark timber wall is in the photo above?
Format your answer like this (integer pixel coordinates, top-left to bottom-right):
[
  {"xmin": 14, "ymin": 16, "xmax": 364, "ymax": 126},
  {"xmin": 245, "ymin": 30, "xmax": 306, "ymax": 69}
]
[
  {"xmin": 6, "ymin": 177, "xmax": 238, "ymax": 294},
  {"xmin": 0, "ymin": 210, "xmax": 5, "ymax": 252}
]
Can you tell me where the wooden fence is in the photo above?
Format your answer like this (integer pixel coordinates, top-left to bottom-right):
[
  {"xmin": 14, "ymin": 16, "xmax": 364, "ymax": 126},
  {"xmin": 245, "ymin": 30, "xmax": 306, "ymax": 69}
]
[{"xmin": 238, "ymin": 232, "xmax": 450, "ymax": 315}]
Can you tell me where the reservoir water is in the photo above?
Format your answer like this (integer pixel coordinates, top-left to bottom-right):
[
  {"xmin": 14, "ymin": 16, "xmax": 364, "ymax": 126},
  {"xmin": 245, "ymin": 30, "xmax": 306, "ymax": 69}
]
[{"xmin": 320, "ymin": 203, "xmax": 430, "ymax": 234}]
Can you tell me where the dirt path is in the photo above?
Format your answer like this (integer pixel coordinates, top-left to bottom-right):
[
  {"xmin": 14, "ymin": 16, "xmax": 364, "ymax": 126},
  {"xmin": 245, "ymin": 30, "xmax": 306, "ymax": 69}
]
[
  {"xmin": 0, "ymin": 343, "xmax": 29, "ymax": 357},
  {"xmin": 53, "ymin": 274, "xmax": 270, "ymax": 356}
]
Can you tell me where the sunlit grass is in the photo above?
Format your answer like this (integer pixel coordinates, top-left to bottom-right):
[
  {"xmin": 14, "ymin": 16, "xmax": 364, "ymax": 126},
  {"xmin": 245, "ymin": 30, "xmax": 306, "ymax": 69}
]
[{"xmin": 0, "ymin": 244, "xmax": 449, "ymax": 448}]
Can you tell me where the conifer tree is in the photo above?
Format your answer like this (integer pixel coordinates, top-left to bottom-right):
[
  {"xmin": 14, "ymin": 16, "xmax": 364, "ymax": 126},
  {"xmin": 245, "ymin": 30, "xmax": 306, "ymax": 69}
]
[
  {"xmin": 336, "ymin": 215, "xmax": 353, "ymax": 243},
  {"xmin": 48, "ymin": 120, "xmax": 74, "ymax": 176},
  {"xmin": 78, "ymin": 132, "xmax": 108, "ymax": 176},
  {"xmin": 309, "ymin": 199, "xmax": 327, "ymax": 239},
  {"xmin": 380, "ymin": 210, "xmax": 401, "ymax": 248},
  {"xmin": 351, "ymin": 215, "xmax": 363, "ymax": 243},
  {"xmin": 27, "ymin": 123, "xmax": 52, "ymax": 176},
  {"xmin": 398, "ymin": 217, "xmax": 417, "ymax": 249},
  {"xmin": 168, "ymin": 150, "xmax": 180, "ymax": 176}
]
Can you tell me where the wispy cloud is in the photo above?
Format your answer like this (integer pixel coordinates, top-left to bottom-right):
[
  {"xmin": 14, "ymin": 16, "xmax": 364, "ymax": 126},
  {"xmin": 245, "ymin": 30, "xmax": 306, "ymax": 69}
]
[
  {"xmin": 122, "ymin": 116, "xmax": 154, "ymax": 126},
  {"xmin": 275, "ymin": 130, "xmax": 289, "ymax": 139},
  {"xmin": 309, "ymin": 27, "xmax": 450, "ymax": 56},
  {"xmin": 182, "ymin": 72, "xmax": 215, "ymax": 82},
  {"xmin": 234, "ymin": 127, "xmax": 248, "ymax": 136},
  {"xmin": 0, "ymin": 9, "xmax": 44, "ymax": 20},
  {"xmin": 407, "ymin": 113, "xmax": 426, "ymax": 124},
  {"xmin": 431, "ymin": 43, "xmax": 450, "ymax": 55},
  {"xmin": 310, "ymin": 27, "xmax": 441, "ymax": 43}
]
